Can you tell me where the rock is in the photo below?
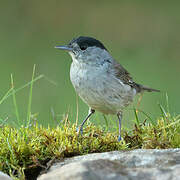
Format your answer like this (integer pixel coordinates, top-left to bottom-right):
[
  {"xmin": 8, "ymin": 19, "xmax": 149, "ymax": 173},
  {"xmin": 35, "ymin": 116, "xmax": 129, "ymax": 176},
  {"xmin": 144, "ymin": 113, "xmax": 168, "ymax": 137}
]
[
  {"xmin": 38, "ymin": 149, "xmax": 180, "ymax": 180},
  {"xmin": 0, "ymin": 171, "xmax": 12, "ymax": 180}
]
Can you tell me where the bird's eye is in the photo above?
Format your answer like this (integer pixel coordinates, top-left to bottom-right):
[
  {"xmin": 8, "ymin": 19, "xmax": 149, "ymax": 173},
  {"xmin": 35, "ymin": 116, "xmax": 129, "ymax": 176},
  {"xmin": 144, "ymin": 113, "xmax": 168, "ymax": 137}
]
[{"xmin": 80, "ymin": 45, "xmax": 87, "ymax": 51}]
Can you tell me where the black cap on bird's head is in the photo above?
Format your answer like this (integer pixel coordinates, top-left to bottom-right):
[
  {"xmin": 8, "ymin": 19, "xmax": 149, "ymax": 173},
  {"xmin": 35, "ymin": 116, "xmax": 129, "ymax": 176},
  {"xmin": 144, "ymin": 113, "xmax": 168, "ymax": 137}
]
[
  {"xmin": 69, "ymin": 36, "xmax": 107, "ymax": 50},
  {"xmin": 55, "ymin": 36, "xmax": 107, "ymax": 51}
]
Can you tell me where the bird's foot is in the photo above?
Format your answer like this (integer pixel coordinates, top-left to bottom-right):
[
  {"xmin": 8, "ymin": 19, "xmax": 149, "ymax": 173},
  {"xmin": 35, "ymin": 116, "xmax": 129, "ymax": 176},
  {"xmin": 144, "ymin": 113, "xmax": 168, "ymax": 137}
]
[
  {"xmin": 76, "ymin": 127, "xmax": 83, "ymax": 135},
  {"xmin": 118, "ymin": 135, "xmax": 121, "ymax": 142}
]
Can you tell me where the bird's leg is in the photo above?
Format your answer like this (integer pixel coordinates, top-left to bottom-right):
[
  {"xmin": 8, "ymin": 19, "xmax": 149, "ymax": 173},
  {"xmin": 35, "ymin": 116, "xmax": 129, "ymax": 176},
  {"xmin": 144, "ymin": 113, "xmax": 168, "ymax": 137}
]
[
  {"xmin": 78, "ymin": 108, "xmax": 95, "ymax": 135},
  {"xmin": 117, "ymin": 112, "xmax": 122, "ymax": 142}
]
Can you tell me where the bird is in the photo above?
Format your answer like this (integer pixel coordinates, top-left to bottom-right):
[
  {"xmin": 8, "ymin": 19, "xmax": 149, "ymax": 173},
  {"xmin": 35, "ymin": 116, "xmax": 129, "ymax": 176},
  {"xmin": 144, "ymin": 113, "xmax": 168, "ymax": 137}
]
[{"xmin": 55, "ymin": 36, "xmax": 159, "ymax": 141}]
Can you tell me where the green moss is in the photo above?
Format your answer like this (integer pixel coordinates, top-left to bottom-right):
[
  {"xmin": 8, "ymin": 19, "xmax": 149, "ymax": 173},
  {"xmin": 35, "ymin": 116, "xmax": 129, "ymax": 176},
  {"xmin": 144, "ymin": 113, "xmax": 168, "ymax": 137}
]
[
  {"xmin": 124, "ymin": 114, "xmax": 180, "ymax": 149},
  {"xmin": 0, "ymin": 114, "xmax": 180, "ymax": 179},
  {"xmin": 0, "ymin": 123, "xmax": 126, "ymax": 179}
]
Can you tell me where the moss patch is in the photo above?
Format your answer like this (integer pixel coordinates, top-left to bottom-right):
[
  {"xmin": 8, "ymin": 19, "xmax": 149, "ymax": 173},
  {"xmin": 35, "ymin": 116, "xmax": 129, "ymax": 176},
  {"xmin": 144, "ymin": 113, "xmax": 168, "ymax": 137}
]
[
  {"xmin": 0, "ymin": 123, "xmax": 126, "ymax": 179},
  {"xmin": 0, "ymin": 114, "xmax": 180, "ymax": 179}
]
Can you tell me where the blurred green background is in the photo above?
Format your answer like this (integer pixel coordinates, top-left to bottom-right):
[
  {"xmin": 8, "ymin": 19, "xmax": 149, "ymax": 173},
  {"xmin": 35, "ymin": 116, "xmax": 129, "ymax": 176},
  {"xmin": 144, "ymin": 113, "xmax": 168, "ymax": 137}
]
[{"xmin": 0, "ymin": 1, "xmax": 179, "ymax": 128}]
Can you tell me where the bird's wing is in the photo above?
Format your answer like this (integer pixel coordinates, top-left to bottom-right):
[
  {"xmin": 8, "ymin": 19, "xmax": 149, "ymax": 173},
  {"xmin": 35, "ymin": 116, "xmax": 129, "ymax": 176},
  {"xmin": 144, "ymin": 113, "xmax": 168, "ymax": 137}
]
[
  {"xmin": 113, "ymin": 61, "xmax": 134, "ymax": 85},
  {"xmin": 112, "ymin": 61, "xmax": 160, "ymax": 93}
]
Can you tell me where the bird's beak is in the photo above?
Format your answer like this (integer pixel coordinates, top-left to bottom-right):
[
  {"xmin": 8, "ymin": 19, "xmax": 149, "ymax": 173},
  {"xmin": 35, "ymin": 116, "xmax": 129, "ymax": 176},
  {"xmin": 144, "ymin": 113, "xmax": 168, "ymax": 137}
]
[{"xmin": 55, "ymin": 45, "xmax": 73, "ymax": 51}]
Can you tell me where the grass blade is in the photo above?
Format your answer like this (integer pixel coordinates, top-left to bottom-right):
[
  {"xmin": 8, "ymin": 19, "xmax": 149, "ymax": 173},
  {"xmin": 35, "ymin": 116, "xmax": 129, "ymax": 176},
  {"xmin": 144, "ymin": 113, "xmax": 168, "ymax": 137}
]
[
  {"xmin": 11, "ymin": 74, "xmax": 20, "ymax": 125},
  {"xmin": 26, "ymin": 64, "xmax": 36, "ymax": 127},
  {"xmin": 0, "ymin": 88, "xmax": 13, "ymax": 105},
  {"xmin": 103, "ymin": 114, "xmax": 109, "ymax": 130},
  {"xmin": 75, "ymin": 93, "xmax": 79, "ymax": 126},
  {"xmin": 3, "ymin": 74, "xmax": 44, "ymax": 102},
  {"xmin": 158, "ymin": 103, "xmax": 167, "ymax": 119},
  {"xmin": 166, "ymin": 93, "xmax": 170, "ymax": 114},
  {"xmin": 133, "ymin": 107, "xmax": 140, "ymax": 126},
  {"xmin": 137, "ymin": 109, "xmax": 154, "ymax": 124}
]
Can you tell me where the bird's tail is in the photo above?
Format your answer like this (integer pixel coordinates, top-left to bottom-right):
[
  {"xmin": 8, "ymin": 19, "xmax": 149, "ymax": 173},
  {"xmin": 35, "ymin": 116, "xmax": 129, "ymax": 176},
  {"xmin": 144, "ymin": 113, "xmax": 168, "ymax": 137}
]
[
  {"xmin": 141, "ymin": 85, "xmax": 160, "ymax": 92},
  {"xmin": 135, "ymin": 83, "xmax": 160, "ymax": 93}
]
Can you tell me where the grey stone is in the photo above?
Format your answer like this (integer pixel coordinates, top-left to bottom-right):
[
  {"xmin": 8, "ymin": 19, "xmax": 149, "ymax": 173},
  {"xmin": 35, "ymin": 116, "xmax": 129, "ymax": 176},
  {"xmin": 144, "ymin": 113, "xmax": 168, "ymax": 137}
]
[
  {"xmin": 0, "ymin": 171, "xmax": 12, "ymax": 180},
  {"xmin": 38, "ymin": 149, "xmax": 180, "ymax": 180}
]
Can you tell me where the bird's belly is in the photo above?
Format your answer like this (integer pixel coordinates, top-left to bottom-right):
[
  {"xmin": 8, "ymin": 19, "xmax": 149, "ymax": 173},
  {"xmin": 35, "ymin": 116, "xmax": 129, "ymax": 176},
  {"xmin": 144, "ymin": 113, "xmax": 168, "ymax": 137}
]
[{"xmin": 70, "ymin": 64, "xmax": 136, "ymax": 114}]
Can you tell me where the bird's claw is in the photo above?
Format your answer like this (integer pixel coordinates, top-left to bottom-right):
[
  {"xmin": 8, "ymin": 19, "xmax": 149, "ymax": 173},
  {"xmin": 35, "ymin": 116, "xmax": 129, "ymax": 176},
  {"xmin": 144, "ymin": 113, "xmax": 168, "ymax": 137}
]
[
  {"xmin": 76, "ymin": 127, "xmax": 83, "ymax": 135},
  {"xmin": 118, "ymin": 135, "xmax": 121, "ymax": 142}
]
